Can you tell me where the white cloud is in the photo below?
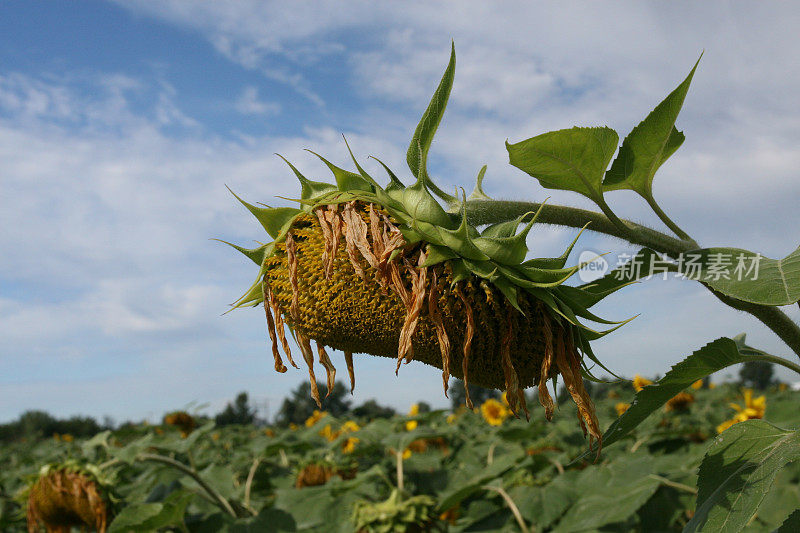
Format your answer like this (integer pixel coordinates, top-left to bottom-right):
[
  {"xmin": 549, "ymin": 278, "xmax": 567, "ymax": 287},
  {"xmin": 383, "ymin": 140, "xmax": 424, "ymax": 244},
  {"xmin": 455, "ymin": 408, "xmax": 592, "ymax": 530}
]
[{"xmin": 234, "ymin": 86, "xmax": 280, "ymax": 116}]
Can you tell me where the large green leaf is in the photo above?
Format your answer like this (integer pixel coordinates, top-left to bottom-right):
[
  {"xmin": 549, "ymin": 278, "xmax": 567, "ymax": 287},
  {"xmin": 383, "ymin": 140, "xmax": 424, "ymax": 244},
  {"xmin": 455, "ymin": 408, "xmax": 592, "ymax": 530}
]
[
  {"xmin": 604, "ymin": 56, "xmax": 701, "ymax": 195},
  {"xmin": 573, "ymin": 337, "xmax": 751, "ymax": 462},
  {"xmin": 406, "ymin": 42, "xmax": 457, "ymax": 204},
  {"xmin": 554, "ymin": 456, "xmax": 662, "ymax": 532},
  {"xmin": 685, "ymin": 420, "xmax": 800, "ymax": 533},
  {"xmin": 506, "ymin": 126, "xmax": 619, "ymax": 202},
  {"xmin": 776, "ymin": 509, "xmax": 800, "ymax": 532},
  {"xmin": 679, "ymin": 246, "xmax": 800, "ymax": 305}
]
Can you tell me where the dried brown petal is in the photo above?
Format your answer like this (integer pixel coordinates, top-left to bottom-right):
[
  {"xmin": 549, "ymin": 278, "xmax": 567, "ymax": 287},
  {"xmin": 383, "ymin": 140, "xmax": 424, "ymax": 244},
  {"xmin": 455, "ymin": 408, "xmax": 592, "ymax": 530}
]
[
  {"xmin": 269, "ymin": 287, "xmax": 298, "ymax": 368},
  {"xmin": 344, "ymin": 351, "xmax": 355, "ymax": 394},
  {"xmin": 297, "ymin": 333, "xmax": 321, "ymax": 408},
  {"xmin": 455, "ymin": 282, "xmax": 476, "ymax": 409},
  {"xmin": 262, "ymin": 281, "xmax": 287, "ymax": 373},
  {"xmin": 428, "ymin": 269, "xmax": 451, "ymax": 396},
  {"xmin": 342, "ymin": 201, "xmax": 379, "ymax": 270},
  {"xmin": 556, "ymin": 335, "xmax": 602, "ymax": 453},
  {"xmin": 316, "ymin": 342, "xmax": 336, "ymax": 398},
  {"xmin": 315, "ymin": 207, "xmax": 335, "ymax": 279},
  {"xmin": 538, "ymin": 304, "xmax": 555, "ymax": 420},
  {"xmin": 396, "ymin": 252, "xmax": 428, "ymax": 373},
  {"xmin": 501, "ymin": 306, "xmax": 529, "ymax": 420}
]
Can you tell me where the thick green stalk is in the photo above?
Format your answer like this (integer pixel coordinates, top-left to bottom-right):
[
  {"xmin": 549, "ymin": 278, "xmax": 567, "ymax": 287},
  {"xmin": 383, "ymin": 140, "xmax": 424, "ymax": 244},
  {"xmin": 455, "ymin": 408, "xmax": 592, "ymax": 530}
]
[{"xmin": 464, "ymin": 199, "xmax": 800, "ymax": 361}]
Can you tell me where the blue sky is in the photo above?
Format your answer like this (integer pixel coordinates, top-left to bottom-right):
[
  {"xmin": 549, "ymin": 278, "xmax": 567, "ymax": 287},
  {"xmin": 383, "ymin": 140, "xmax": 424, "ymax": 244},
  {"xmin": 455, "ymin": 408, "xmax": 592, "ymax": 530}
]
[{"xmin": 2, "ymin": 1, "xmax": 799, "ymax": 424}]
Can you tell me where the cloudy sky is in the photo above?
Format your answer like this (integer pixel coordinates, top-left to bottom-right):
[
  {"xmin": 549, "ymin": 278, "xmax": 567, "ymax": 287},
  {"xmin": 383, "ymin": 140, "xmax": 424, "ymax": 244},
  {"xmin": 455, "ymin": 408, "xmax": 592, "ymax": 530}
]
[{"xmin": 2, "ymin": 1, "xmax": 799, "ymax": 424}]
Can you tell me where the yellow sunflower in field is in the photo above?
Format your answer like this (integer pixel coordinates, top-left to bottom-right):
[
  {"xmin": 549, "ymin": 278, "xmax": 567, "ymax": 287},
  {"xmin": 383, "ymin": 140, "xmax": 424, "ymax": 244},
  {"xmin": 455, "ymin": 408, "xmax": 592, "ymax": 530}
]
[
  {"xmin": 405, "ymin": 404, "xmax": 420, "ymax": 431},
  {"xmin": 716, "ymin": 388, "xmax": 766, "ymax": 433},
  {"xmin": 481, "ymin": 398, "xmax": 510, "ymax": 426},
  {"xmin": 304, "ymin": 409, "xmax": 327, "ymax": 428}
]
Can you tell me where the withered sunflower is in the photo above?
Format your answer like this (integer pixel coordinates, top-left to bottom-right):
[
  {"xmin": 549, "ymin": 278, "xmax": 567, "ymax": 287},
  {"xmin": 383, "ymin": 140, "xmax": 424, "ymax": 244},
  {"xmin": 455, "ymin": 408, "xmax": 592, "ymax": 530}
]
[
  {"xmin": 222, "ymin": 45, "xmax": 629, "ymax": 449},
  {"xmin": 26, "ymin": 462, "xmax": 113, "ymax": 533}
]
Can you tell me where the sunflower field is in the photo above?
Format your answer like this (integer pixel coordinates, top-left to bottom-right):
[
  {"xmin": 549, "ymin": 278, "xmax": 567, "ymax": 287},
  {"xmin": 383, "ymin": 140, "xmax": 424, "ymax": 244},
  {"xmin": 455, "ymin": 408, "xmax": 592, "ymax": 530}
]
[{"xmin": 1, "ymin": 383, "xmax": 798, "ymax": 532}]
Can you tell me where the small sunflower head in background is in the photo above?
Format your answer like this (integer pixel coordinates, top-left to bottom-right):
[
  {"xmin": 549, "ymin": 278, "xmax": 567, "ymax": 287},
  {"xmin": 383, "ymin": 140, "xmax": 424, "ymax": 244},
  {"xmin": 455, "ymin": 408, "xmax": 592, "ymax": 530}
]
[
  {"xmin": 632, "ymin": 374, "xmax": 654, "ymax": 392},
  {"xmin": 163, "ymin": 411, "xmax": 196, "ymax": 438},
  {"xmin": 481, "ymin": 398, "xmax": 510, "ymax": 426},
  {"xmin": 665, "ymin": 392, "xmax": 695, "ymax": 412}
]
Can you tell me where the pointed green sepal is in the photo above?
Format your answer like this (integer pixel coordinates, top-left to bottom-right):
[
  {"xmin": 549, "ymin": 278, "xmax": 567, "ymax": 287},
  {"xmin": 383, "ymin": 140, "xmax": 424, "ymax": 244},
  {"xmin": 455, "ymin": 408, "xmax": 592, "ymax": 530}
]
[
  {"xmin": 276, "ymin": 154, "xmax": 337, "ymax": 200},
  {"xmin": 370, "ymin": 156, "xmax": 405, "ymax": 192},
  {"xmin": 422, "ymin": 244, "xmax": 458, "ymax": 267},
  {"xmin": 472, "ymin": 202, "xmax": 545, "ymax": 265},
  {"xmin": 522, "ymin": 223, "xmax": 590, "ymax": 269},
  {"xmin": 227, "ymin": 186, "xmax": 301, "ymax": 239},
  {"xmin": 467, "ymin": 165, "xmax": 492, "ymax": 200},
  {"xmin": 305, "ymin": 149, "xmax": 373, "ymax": 193},
  {"xmin": 438, "ymin": 190, "xmax": 489, "ymax": 260},
  {"xmin": 402, "ymin": 167, "xmax": 456, "ymax": 229},
  {"xmin": 448, "ymin": 259, "xmax": 471, "ymax": 285},
  {"xmin": 213, "ymin": 239, "xmax": 271, "ymax": 266}
]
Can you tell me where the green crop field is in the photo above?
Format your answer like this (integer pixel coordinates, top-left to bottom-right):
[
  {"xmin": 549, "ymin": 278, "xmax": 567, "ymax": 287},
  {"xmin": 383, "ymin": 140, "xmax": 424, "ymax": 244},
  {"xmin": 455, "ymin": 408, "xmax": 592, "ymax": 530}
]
[{"xmin": 2, "ymin": 383, "xmax": 798, "ymax": 532}]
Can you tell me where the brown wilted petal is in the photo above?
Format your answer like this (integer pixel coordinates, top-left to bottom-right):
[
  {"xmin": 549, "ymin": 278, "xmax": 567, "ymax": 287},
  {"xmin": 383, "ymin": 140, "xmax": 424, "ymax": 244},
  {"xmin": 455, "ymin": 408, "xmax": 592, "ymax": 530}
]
[
  {"xmin": 269, "ymin": 287, "xmax": 298, "ymax": 368},
  {"xmin": 342, "ymin": 201, "xmax": 379, "ymax": 270},
  {"xmin": 427, "ymin": 268, "xmax": 451, "ymax": 397},
  {"xmin": 368, "ymin": 204, "xmax": 384, "ymax": 258},
  {"xmin": 501, "ymin": 306, "xmax": 529, "ymax": 420},
  {"xmin": 395, "ymin": 252, "xmax": 428, "ymax": 373},
  {"xmin": 455, "ymin": 282, "xmax": 475, "ymax": 409},
  {"xmin": 325, "ymin": 204, "xmax": 342, "ymax": 279},
  {"xmin": 556, "ymin": 335, "xmax": 602, "ymax": 453},
  {"xmin": 344, "ymin": 351, "xmax": 355, "ymax": 394},
  {"xmin": 315, "ymin": 207, "xmax": 335, "ymax": 280},
  {"xmin": 538, "ymin": 304, "xmax": 555, "ymax": 420},
  {"xmin": 262, "ymin": 281, "xmax": 287, "ymax": 373},
  {"xmin": 297, "ymin": 333, "xmax": 321, "ymax": 408},
  {"xmin": 316, "ymin": 342, "xmax": 336, "ymax": 398}
]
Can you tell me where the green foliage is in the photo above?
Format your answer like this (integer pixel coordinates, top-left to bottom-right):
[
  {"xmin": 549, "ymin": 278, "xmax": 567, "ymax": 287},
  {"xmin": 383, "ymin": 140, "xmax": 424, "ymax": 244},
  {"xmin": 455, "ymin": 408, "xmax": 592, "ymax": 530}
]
[
  {"xmin": 274, "ymin": 382, "xmax": 352, "ymax": 427},
  {"xmin": 739, "ymin": 360, "xmax": 775, "ymax": 390},
  {"xmin": 215, "ymin": 392, "xmax": 257, "ymax": 427},
  {"xmin": 448, "ymin": 380, "xmax": 500, "ymax": 411},
  {"xmin": 506, "ymin": 126, "xmax": 619, "ymax": 204},
  {"xmin": 686, "ymin": 420, "xmax": 800, "ymax": 532},
  {"xmin": 2, "ymin": 387, "xmax": 799, "ymax": 532},
  {"xmin": 603, "ymin": 56, "xmax": 700, "ymax": 196},
  {"xmin": 682, "ymin": 247, "xmax": 800, "ymax": 306}
]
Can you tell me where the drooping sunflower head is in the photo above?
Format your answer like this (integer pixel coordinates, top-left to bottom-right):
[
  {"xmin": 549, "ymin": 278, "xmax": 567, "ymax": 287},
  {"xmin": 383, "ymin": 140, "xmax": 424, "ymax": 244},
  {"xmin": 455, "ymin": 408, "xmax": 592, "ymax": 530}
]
[
  {"xmin": 222, "ymin": 45, "xmax": 630, "ymax": 450},
  {"xmin": 163, "ymin": 410, "xmax": 196, "ymax": 437},
  {"xmin": 26, "ymin": 462, "xmax": 113, "ymax": 533}
]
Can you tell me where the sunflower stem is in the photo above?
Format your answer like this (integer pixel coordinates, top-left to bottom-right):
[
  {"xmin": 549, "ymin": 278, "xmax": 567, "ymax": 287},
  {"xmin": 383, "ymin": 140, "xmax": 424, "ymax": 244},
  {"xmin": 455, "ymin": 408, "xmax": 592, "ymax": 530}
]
[
  {"xmin": 643, "ymin": 193, "xmax": 697, "ymax": 245},
  {"xmin": 484, "ymin": 485, "xmax": 531, "ymax": 533},
  {"xmin": 464, "ymin": 199, "xmax": 800, "ymax": 362},
  {"xmin": 395, "ymin": 450, "xmax": 404, "ymax": 494},
  {"xmin": 244, "ymin": 457, "xmax": 261, "ymax": 515},
  {"xmin": 138, "ymin": 453, "xmax": 238, "ymax": 518}
]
